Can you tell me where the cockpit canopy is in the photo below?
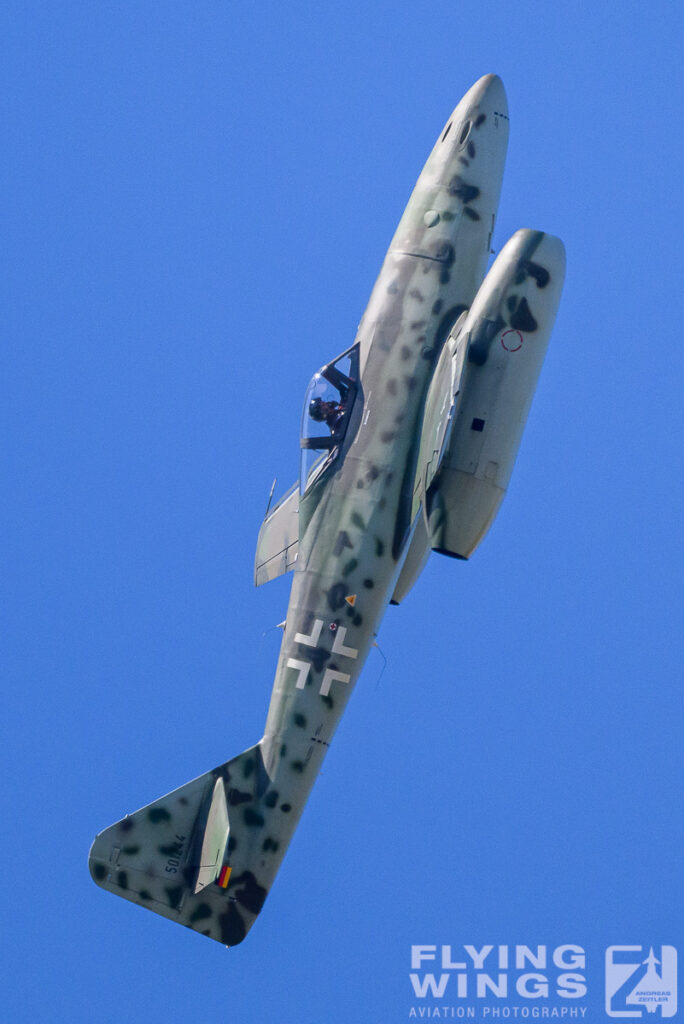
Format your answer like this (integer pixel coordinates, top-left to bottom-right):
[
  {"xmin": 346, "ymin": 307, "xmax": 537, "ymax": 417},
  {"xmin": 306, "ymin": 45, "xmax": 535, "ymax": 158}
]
[{"xmin": 300, "ymin": 345, "xmax": 359, "ymax": 493}]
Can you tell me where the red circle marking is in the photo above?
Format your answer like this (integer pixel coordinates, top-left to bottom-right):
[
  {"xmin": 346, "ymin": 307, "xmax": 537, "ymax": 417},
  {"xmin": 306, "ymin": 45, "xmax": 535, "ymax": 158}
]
[{"xmin": 501, "ymin": 329, "xmax": 523, "ymax": 352}]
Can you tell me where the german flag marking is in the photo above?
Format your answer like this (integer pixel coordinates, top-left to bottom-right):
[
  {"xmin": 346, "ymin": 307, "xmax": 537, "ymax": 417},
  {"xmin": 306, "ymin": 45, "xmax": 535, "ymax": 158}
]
[
  {"xmin": 345, "ymin": 594, "xmax": 357, "ymax": 607},
  {"xmin": 217, "ymin": 865, "xmax": 232, "ymax": 888}
]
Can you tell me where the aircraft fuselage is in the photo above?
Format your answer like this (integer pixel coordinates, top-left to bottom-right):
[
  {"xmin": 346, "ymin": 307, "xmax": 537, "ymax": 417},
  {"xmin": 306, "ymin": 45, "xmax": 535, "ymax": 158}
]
[{"xmin": 259, "ymin": 71, "xmax": 510, "ymax": 862}]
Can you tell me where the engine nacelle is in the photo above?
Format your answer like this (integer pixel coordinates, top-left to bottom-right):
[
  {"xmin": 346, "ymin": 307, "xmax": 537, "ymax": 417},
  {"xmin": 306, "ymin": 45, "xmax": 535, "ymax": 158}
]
[{"xmin": 425, "ymin": 228, "xmax": 565, "ymax": 559}]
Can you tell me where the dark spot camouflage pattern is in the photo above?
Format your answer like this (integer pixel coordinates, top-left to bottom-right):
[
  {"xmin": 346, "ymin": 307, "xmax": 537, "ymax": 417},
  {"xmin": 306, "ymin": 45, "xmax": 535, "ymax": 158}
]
[{"xmin": 90, "ymin": 74, "xmax": 565, "ymax": 947}]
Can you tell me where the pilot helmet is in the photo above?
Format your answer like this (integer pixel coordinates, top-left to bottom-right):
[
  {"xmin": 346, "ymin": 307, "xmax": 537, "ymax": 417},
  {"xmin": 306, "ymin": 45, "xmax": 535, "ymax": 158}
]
[{"xmin": 309, "ymin": 397, "xmax": 326, "ymax": 422}]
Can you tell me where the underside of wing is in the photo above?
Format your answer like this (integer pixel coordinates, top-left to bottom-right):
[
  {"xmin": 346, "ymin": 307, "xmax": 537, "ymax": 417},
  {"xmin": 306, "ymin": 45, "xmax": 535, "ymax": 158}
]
[{"xmin": 254, "ymin": 482, "xmax": 299, "ymax": 586}]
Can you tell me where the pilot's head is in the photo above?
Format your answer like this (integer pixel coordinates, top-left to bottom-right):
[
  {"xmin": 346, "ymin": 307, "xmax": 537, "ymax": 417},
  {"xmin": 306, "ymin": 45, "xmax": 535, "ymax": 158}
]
[{"xmin": 309, "ymin": 397, "xmax": 326, "ymax": 422}]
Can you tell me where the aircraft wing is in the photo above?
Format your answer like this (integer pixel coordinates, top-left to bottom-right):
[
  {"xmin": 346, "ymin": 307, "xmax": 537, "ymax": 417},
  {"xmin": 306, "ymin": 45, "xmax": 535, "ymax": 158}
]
[{"xmin": 254, "ymin": 482, "xmax": 299, "ymax": 586}]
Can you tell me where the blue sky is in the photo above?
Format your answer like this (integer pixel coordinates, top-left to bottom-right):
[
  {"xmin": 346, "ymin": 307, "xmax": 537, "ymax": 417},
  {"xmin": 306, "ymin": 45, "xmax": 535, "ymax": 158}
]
[{"xmin": 3, "ymin": 3, "xmax": 683, "ymax": 1022}]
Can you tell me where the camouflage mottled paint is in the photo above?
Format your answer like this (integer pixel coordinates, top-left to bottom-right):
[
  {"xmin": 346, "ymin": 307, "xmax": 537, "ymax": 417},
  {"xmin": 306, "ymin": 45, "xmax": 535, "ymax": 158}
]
[
  {"xmin": 421, "ymin": 229, "xmax": 566, "ymax": 560},
  {"xmin": 90, "ymin": 75, "xmax": 564, "ymax": 947}
]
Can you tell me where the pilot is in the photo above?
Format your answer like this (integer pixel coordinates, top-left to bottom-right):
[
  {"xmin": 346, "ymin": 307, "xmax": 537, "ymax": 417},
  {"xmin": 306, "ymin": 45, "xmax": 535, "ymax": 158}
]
[{"xmin": 309, "ymin": 396, "xmax": 344, "ymax": 432}]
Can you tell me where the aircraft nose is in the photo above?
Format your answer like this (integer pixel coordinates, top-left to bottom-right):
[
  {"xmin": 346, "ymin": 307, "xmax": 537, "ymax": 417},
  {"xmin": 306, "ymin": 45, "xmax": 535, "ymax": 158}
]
[
  {"xmin": 461, "ymin": 73, "xmax": 508, "ymax": 122},
  {"xmin": 435, "ymin": 74, "xmax": 508, "ymax": 156}
]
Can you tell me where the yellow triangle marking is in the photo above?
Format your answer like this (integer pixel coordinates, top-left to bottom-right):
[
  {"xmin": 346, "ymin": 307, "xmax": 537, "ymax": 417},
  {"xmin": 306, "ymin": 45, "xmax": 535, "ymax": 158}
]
[{"xmin": 345, "ymin": 594, "xmax": 357, "ymax": 607}]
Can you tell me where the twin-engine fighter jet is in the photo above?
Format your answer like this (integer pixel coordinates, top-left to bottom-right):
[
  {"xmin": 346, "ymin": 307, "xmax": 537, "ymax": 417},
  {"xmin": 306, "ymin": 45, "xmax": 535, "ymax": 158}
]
[{"xmin": 90, "ymin": 74, "xmax": 565, "ymax": 947}]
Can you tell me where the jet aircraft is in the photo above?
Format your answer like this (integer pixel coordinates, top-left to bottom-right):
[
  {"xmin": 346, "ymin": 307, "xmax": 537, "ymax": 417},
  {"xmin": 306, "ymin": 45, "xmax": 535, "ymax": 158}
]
[{"xmin": 90, "ymin": 74, "xmax": 565, "ymax": 947}]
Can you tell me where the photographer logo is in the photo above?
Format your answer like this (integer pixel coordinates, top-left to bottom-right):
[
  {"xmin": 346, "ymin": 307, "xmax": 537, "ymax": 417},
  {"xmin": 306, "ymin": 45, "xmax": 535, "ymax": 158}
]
[{"xmin": 605, "ymin": 945, "xmax": 677, "ymax": 1018}]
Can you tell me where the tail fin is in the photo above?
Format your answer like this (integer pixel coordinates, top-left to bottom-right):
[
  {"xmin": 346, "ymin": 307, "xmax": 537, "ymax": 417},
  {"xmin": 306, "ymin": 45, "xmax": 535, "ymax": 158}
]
[{"xmin": 89, "ymin": 740, "xmax": 289, "ymax": 947}]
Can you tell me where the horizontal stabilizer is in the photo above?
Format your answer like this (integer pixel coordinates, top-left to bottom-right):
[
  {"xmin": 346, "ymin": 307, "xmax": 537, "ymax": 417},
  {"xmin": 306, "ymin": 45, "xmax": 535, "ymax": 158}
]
[{"xmin": 89, "ymin": 740, "xmax": 293, "ymax": 947}]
